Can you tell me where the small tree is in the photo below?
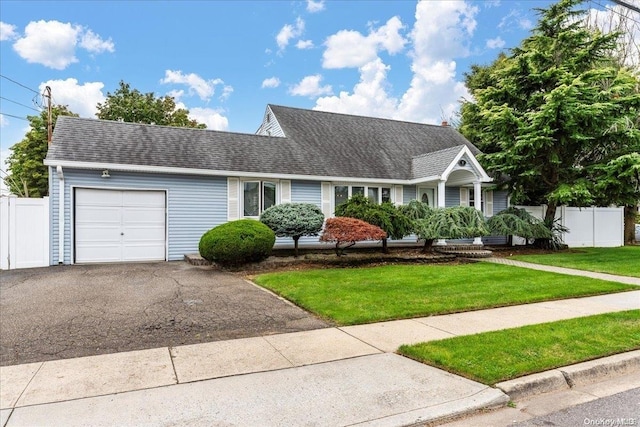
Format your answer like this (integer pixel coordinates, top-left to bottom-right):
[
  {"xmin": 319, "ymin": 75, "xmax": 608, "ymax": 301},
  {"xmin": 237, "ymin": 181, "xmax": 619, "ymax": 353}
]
[
  {"xmin": 335, "ymin": 194, "xmax": 413, "ymax": 253},
  {"xmin": 414, "ymin": 206, "xmax": 489, "ymax": 252},
  {"xmin": 260, "ymin": 203, "xmax": 325, "ymax": 257},
  {"xmin": 487, "ymin": 207, "xmax": 552, "ymax": 245},
  {"xmin": 400, "ymin": 201, "xmax": 489, "ymax": 251},
  {"xmin": 320, "ymin": 217, "xmax": 387, "ymax": 256}
]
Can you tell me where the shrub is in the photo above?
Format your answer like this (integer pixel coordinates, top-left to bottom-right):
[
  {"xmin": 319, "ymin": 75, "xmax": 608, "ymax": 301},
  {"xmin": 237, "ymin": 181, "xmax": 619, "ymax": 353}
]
[
  {"xmin": 335, "ymin": 194, "xmax": 413, "ymax": 253},
  {"xmin": 260, "ymin": 203, "xmax": 324, "ymax": 257},
  {"xmin": 487, "ymin": 207, "xmax": 552, "ymax": 246},
  {"xmin": 413, "ymin": 206, "xmax": 489, "ymax": 251},
  {"xmin": 199, "ymin": 219, "xmax": 275, "ymax": 267},
  {"xmin": 320, "ymin": 217, "xmax": 387, "ymax": 256}
]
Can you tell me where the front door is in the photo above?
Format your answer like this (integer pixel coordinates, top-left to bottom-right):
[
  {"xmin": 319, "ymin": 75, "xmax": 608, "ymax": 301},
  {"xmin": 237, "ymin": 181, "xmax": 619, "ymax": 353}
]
[{"xmin": 417, "ymin": 187, "xmax": 436, "ymax": 207}]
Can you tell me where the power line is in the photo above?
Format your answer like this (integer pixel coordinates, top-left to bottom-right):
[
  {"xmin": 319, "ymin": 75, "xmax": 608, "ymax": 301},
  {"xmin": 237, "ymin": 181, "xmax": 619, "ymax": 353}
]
[
  {"xmin": 0, "ymin": 96, "xmax": 41, "ymax": 112},
  {"xmin": 591, "ymin": 0, "xmax": 640, "ymax": 26},
  {"xmin": 610, "ymin": 0, "xmax": 640, "ymax": 14},
  {"xmin": 0, "ymin": 74, "xmax": 39, "ymax": 95},
  {"xmin": 0, "ymin": 112, "xmax": 29, "ymax": 121}
]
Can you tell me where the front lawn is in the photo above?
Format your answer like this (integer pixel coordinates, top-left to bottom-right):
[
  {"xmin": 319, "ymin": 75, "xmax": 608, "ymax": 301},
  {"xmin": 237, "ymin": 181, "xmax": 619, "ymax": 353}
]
[
  {"xmin": 512, "ymin": 246, "xmax": 640, "ymax": 278},
  {"xmin": 398, "ymin": 310, "xmax": 640, "ymax": 385},
  {"xmin": 252, "ymin": 263, "xmax": 636, "ymax": 325}
]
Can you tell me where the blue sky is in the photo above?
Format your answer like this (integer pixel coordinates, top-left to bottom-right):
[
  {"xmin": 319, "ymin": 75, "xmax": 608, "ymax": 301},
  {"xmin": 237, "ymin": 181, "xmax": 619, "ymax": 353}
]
[{"xmin": 0, "ymin": 0, "xmax": 625, "ymax": 175}]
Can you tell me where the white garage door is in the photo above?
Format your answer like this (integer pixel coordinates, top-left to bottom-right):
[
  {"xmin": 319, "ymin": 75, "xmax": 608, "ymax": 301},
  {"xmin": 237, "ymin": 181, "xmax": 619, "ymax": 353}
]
[{"xmin": 75, "ymin": 188, "xmax": 166, "ymax": 263}]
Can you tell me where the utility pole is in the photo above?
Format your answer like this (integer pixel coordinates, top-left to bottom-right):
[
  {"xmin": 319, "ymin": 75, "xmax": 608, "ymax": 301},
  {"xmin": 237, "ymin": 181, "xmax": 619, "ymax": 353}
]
[{"xmin": 44, "ymin": 86, "xmax": 52, "ymax": 144}]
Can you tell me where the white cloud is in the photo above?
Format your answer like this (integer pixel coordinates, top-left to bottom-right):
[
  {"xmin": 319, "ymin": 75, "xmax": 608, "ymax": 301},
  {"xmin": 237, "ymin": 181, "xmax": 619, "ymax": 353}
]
[
  {"xmin": 276, "ymin": 17, "xmax": 305, "ymax": 51},
  {"xmin": 296, "ymin": 39, "xmax": 314, "ymax": 49},
  {"xmin": 315, "ymin": 58, "xmax": 397, "ymax": 118},
  {"xmin": 220, "ymin": 85, "xmax": 233, "ymax": 101},
  {"xmin": 39, "ymin": 79, "xmax": 105, "ymax": 118},
  {"xmin": 12, "ymin": 20, "xmax": 114, "ymax": 70},
  {"xmin": 0, "ymin": 22, "xmax": 17, "ymax": 41},
  {"xmin": 486, "ymin": 36, "xmax": 505, "ymax": 49},
  {"xmin": 79, "ymin": 29, "xmax": 114, "ymax": 53},
  {"xmin": 262, "ymin": 77, "xmax": 281, "ymax": 88},
  {"xmin": 306, "ymin": 0, "xmax": 325, "ymax": 13},
  {"xmin": 160, "ymin": 70, "xmax": 230, "ymax": 101},
  {"xmin": 314, "ymin": 1, "xmax": 477, "ymax": 126},
  {"xmin": 323, "ymin": 16, "xmax": 406, "ymax": 69},
  {"xmin": 14, "ymin": 20, "xmax": 80, "ymax": 69},
  {"xmin": 499, "ymin": 9, "xmax": 533, "ymax": 31},
  {"xmin": 187, "ymin": 107, "xmax": 229, "ymax": 131},
  {"xmin": 397, "ymin": 0, "xmax": 477, "ymax": 123},
  {"xmin": 289, "ymin": 74, "xmax": 332, "ymax": 97},
  {"xmin": 0, "ymin": 114, "xmax": 8, "ymax": 127}
]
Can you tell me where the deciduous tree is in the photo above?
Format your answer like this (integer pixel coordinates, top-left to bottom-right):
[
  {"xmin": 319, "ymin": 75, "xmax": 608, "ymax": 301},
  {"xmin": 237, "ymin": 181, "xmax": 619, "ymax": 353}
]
[
  {"xmin": 320, "ymin": 217, "xmax": 386, "ymax": 256},
  {"xmin": 96, "ymin": 81, "xmax": 206, "ymax": 128},
  {"xmin": 5, "ymin": 106, "xmax": 78, "ymax": 197}
]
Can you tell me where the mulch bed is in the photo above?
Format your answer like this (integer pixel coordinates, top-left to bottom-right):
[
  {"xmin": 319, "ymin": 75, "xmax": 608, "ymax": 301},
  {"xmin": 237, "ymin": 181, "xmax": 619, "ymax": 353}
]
[{"xmin": 188, "ymin": 245, "xmax": 562, "ymax": 276}]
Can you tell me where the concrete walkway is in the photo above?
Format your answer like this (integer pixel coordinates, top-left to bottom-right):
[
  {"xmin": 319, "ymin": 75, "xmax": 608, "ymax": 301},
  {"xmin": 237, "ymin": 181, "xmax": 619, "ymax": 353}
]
[
  {"xmin": 2, "ymin": 286, "xmax": 638, "ymax": 427},
  {"xmin": 483, "ymin": 257, "xmax": 640, "ymax": 286}
]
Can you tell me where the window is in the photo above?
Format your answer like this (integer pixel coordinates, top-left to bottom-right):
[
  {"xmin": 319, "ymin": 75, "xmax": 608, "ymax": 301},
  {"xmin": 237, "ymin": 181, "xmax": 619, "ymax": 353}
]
[
  {"xmin": 418, "ymin": 187, "xmax": 436, "ymax": 207},
  {"xmin": 243, "ymin": 181, "xmax": 277, "ymax": 217},
  {"xmin": 334, "ymin": 185, "xmax": 392, "ymax": 208}
]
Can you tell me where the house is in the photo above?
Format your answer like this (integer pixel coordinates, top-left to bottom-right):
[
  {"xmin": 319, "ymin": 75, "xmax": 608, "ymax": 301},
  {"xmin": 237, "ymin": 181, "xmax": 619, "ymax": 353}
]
[{"xmin": 44, "ymin": 104, "xmax": 508, "ymax": 265}]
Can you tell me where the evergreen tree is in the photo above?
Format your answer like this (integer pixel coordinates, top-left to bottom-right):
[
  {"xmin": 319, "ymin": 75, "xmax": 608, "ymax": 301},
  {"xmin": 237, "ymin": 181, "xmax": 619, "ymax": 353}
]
[{"xmin": 460, "ymin": 0, "xmax": 640, "ymax": 226}]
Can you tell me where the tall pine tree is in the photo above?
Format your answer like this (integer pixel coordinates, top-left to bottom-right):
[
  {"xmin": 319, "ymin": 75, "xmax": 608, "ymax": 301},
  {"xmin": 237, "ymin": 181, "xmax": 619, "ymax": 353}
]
[{"xmin": 460, "ymin": 0, "xmax": 640, "ymax": 230}]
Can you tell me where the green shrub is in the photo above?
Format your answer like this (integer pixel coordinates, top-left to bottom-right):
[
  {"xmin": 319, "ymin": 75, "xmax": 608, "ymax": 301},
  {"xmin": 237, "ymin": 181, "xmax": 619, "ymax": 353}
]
[{"xmin": 199, "ymin": 219, "xmax": 276, "ymax": 266}]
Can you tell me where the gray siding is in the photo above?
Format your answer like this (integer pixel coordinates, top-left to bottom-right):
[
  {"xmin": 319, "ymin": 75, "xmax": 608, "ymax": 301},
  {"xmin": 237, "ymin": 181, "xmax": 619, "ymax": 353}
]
[
  {"xmin": 492, "ymin": 190, "xmax": 509, "ymax": 215},
  {"xmin": 403, "ymin": 185, "xmax": 417, "ymax": 205},
  {"xmin": 484, "ymin": 190, "xmax": 509, "ymax": 245},
  {"xmin": 445, "ymin": 187, "xmax": 460, "ymax": 207},
  {"xmin": 291, "ymin": 180, "xmax": 321, "ymax": 207},
  {"xmin": 50, "ymin": 168, "xmax": 226, "ymax": 264}
]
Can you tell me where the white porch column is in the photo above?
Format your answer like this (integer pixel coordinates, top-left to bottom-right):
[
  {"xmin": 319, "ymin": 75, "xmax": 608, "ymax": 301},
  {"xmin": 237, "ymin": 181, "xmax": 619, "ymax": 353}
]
[
  {"xmin": 473, "ymin": 181, "xmax": 483, "ymax": 245},
  {"xmin": 437, "ymin": 180, "xmax": 446, "ymax": 208},
  {"xmin": 57, "ymin": 166, "xmax": 65, "ymax": 264},
  {"xmin": 435, "ymin": 180, "xmax": 447, "ymax": 246}
]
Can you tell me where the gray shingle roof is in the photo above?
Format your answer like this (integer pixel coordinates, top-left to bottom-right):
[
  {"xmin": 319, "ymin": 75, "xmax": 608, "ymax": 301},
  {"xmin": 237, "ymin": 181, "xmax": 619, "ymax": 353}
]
[
  {"xmin": 46, "ymin": 105, "xmax": 480, "ymax": 181},
  {"xmin": 411, "ymin": 145, "xmax": 465, "ymax": 179}
]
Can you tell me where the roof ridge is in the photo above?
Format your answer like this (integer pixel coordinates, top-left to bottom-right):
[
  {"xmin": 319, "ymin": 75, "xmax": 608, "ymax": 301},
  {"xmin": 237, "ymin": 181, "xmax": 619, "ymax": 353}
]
[
  {"xmin": 268, "ymin": 104, "xmax": 457, "ymax": 129},
  {"xmin": 57, "ymin": 115, "xmax": 277, "ymax": 139}
]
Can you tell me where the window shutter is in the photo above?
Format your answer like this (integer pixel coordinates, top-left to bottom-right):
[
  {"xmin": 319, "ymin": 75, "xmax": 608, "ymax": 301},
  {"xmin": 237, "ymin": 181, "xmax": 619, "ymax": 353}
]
[
  {"xmin": 280, "ymin": 180, "xmax": 291, "ymax": 204},
  {"xmin": 393, "ymin": 185, "xmax": 403, "ymax": 206},
  {"xmin": 321, "ymin": 182, "xmax": 332, "ymax": 217},
  {"xmin": 460, "ymin": 188, "xmax": 469, "ymax": 207},
  {"xmin": 227, "ymin": 177, "xmax": 239, "ymax": 220},
  {"xmin": 484, "ymin": 190, "xmax": 494, "ymax": 217}
]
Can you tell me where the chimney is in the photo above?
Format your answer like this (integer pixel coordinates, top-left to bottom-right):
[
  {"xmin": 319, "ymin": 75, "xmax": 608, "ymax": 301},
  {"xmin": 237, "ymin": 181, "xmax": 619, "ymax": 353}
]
[{"xmin": 441, "ymin": 120, "xmax": 449, "ymax": 127}]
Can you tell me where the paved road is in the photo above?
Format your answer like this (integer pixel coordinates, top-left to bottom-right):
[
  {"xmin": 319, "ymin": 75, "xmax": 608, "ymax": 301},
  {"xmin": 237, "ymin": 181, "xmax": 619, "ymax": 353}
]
[
  {"xmin": 514, "ymin": 388, "xmax": 640, "ymax": 427},
  {"xmin": 0, "ymin": 262, "xmax": 328, "ymax": 366}
]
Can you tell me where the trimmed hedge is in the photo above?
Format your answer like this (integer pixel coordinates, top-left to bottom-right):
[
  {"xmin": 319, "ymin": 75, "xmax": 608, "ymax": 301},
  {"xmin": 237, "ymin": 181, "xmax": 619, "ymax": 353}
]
[{"xmin": 199, "ymin": 219, "xmax": 276, "ymax": 267}]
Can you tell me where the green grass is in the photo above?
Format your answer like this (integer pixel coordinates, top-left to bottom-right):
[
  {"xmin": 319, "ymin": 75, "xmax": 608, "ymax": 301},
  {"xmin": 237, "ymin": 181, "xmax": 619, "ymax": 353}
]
[
  {"xmin": 253, "ymin": 263, "xmax": 636, "ymax": 325},
  {"xmin": 512, "ymin": 246, "xmax": 640, "ymax": 278},
  {"xmin": 398, "ymin": 310, "xmax": 640, "ymax": 385}
]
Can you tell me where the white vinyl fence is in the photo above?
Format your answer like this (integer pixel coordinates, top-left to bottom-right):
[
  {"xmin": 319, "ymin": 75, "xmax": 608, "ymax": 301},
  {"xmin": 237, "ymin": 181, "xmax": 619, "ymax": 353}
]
[
  {"xmin": 515, "ymin": 205, "xmax": 624, "ymax": 248},
  {"xmin": 0, "ymin": 196, "xmax": 49, "ymax": 270}
]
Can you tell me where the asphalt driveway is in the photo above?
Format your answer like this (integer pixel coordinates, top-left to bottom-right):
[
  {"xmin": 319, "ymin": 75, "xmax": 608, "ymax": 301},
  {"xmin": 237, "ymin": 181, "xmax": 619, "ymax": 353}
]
[{"xmin": 0, "ymin": 262, "xmax": 328, "ymax": 366}]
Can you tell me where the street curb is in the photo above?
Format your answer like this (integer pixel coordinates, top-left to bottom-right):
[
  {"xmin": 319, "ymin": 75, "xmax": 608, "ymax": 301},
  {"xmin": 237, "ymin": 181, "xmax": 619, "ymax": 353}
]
[{"xmin": 495, "ymin": 350, "xmax": 640, "ymax": 401}]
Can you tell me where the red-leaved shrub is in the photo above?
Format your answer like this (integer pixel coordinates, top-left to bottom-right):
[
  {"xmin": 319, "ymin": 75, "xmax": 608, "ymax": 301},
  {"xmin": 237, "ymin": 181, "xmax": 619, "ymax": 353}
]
[{"xmin": 320, "ymin": 217, "xmax": 387, "ymax": 256}]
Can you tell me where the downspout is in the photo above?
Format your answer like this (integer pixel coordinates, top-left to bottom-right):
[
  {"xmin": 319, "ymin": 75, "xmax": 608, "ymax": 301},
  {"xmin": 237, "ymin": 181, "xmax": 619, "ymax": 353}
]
[{"xmin": 57, "ymin": 165, "xmax": 65, "ymax": 264}]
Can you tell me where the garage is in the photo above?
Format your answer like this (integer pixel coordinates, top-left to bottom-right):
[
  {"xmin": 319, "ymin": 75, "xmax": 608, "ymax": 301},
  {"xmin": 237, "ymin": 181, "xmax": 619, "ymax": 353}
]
[{"xmin": 74, "ymin": 188, "xmax": 166, "ymax": 263}]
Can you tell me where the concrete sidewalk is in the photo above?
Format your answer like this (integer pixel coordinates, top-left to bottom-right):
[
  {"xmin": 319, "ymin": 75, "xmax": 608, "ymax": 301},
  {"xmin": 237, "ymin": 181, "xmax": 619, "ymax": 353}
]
[
  {"xmin": 2, "ymin": 289, "xmax": 638, "ymax": 427},
  {"xmin": 482, "ymin": 257, "xmax": 640, "ymax": 286}
]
